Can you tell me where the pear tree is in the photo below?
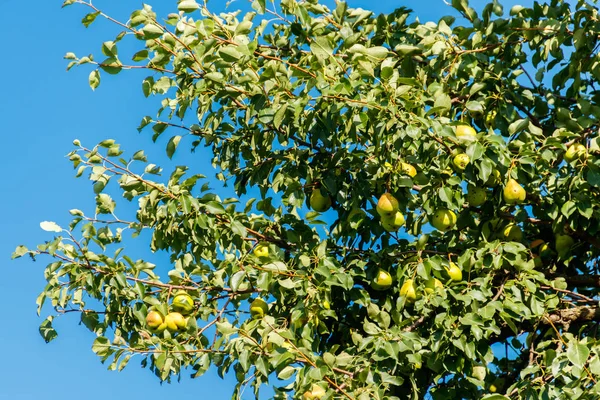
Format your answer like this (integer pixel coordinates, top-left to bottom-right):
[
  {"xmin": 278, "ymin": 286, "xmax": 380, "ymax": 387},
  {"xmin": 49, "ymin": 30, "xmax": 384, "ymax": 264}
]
[{"xmin": 13, "ymin": 0, "xmax": 600, "ymax": 399}]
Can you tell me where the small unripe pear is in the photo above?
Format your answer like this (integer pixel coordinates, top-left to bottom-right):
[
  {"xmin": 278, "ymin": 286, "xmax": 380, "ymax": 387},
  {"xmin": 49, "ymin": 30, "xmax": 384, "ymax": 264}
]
[
  {"xmin": 371, "ymin": 268, "xmax": 393, "ymax": 291},
  {"xmin": 452, "ymin": 153, "xmax": 470, "ymax": 172},
  {"xmin": 564, "ymin": 143, "xmax": 587, "ymax": 162},
  {"xmin": 164, "ymin": 312, "xmax": 187, "ymax": 332},
  {"xmin": 503, "ymin": 179, "xmax": 526, "ymax": 204},
  {"xmin": 466, "ymin": 185, "xmax": 487, "ymax": 207},
  {"xmin": 376, "ymin": 193, "xmax": 399, "ymax": 217},
  {"xmin": 486, "ymin": 169, "xmax": 502, "ymax": 187},
  {"xmin": 555, "ymin": 233, "xmax": 575, "ymax": 256},
  {"xmin": 455, "ymin": 125, "xmax": 477, "ymax": 142},
  {"xmin": 381, "ymin": 211, "xmax": 405, "ymax": 232},
  {"xmin": 430, "ymin": 208, "xmax": 457, "ymax": 231},
  {"xmin": 310, "ymin": 188, "xmax": 332, "ymax": 212},
  {"xmin": 424, "ymin": 277, "xmax": 444, "ymax": 294},
  {"xmin": 502, "ymin": 223, "xmax": 523, "ymax": 242},
  {"xmin": 146, "ymin": 310, "xmax": 165, "ymax": 330},
  {"xmin": 445, "ymin": 262, "xmax": 463, "ymax": 281},
  {"xmin": 400, "ymin": 163, "xmax": 417, "ymax": 177},
  {"xmin": 250, "ymin": 298, "xmax": 269, "ymax": 319}
]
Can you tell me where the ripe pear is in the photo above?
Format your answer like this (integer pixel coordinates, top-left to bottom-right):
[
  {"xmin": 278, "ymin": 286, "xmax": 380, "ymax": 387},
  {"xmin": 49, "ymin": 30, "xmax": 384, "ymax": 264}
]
[
  {"xmin": 445, "ymin": 262, "xmax": 463, "ymax": 281},
  {"xmin": 455, "ymin": 124, "xmax": 477, "ymax": 142},
  {"xmin": 430, "ymin": 208, "xmax": 457, "ymax": 231},
  {"xmin": 502, "ymin": 223, "xmax": 523, "ymax": 242},
  {"xmin": 376, "ymin": 193, "xmax": 399, "ymax": 217},
  {"xmin": 424, "ymin": 277, "xmax": 444, "ymax": 294},
  {"xmin": 164, "ymin": 312, "xmax": 187, "ymax": 332},
  {"xmin": 302, "ymin": 384, "xmax": 326, "ymax": 399},
  {"xmin": 486, "ymin": 169, "xmax": 502, "ymax": 188},
  {"xmin": 503, "ymin": 179, "xmax": 526, "ymax": 204},
  {"xmin": 371, "ymin": 268, "xmax": 393, "ymax": 291},
  {"xmin": 452, "ymin": 153, "xmax": 470, "ymax": 172},
  {"xmin": 253, "ymin": 243, "xmax": 270, "ymax": 258},
  {"xmin": 466, "ymin": 185, "xmax": 487, "ymax": 207},
  {"xmin": 381, "ymin": 211, "xmax": 405, "ymax": 232},
  {"xmin": 250, "ymin": 298, "xmax": 269, "ymax": 319},
  {"xmin": 400, "ymin": 279, "xmax": 417, "ymax": 302},
  {"xmin": 146, "ymin": 310, "xmax": 165, "ymax": 330},
  {"xmin": 400, "ymin": 162, "xmax": 417, "ymax": 178},
  {"xmin": 310, "ymin": 188, "xmax": 332, "ymax": 212},
  {"xmin": 555, "ymin": 233, "xmax": 574, "ymax": 255},
  {"xmin": 564, "ymin": 143, "xmax": 587, "ymax": 162}
]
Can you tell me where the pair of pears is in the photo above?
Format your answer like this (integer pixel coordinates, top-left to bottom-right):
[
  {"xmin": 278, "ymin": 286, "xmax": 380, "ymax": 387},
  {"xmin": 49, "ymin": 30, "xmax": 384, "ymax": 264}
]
[{"xmin": 376, "ymin": 193, "xmax": 405, "ymax": 232}]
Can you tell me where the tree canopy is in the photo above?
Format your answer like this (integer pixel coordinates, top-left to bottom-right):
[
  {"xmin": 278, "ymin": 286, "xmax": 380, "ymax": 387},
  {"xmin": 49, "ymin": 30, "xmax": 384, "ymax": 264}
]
[{"xmin": 13, "ymin": 0, "xmax": 600, "ymax": 398}]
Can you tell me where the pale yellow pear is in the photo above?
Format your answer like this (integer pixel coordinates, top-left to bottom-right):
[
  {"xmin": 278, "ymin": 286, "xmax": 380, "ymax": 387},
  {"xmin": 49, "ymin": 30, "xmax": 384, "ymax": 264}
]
[
  {"xmin": 400, "ymin": 279, "xmax": 417, "ymax": 302},
  {"xmin": 376, "ymin": 193, "xmax": 399, "ymax": 217},
  {"xmin": 400, "ymin": 162, "xmax": 417, "ymax": 177}
]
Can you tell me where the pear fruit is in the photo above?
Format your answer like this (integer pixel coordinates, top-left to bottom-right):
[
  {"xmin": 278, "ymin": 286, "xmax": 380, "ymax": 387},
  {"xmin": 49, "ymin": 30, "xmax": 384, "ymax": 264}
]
[
  {"xmin": 253, "ymin": 243, "xmax": 270, "ymax": 258},
  {"xmin": 503, "ymin": 179, "xmax": 526, "ymax": 204},
  {"xmin": 564, "ymin": 143, "xmax": 587, "ymax": 162},
  {"xmin": 555, "ymin": 233, "xmax": 574, "ymax": 255},
  {"xmin": 310, "ymin": 188, "xmax": 332, "ymax": 212},
  {"xmin": 445, "ymin": 262, "xmax": 463, "ymax": 281},
  {"xmin": 486, "ymin": 169, "xmax": 502, "ymax": 188},
  {"xmin": 452, "ymin": 153, "xmax": 470, "ymax": 172},
  {"xmin": 250, "ymin": 298, "xmax": 269, "ymax": 319},
  {"xmin": 171, "ymin": 292, "xmax": 195, "ymax": 315},
  {"xmin": 424, "ymin": 277, "xmax": 444, "ymax": 294},
  {"xmin": 400, "ymin": 162, "xmax": 417, "ymax": 178},
  {"xmin": 302, "ymin": 384, "xmax": 326, "ymax": 399},
  {"xmin": 456, "ymin": 124, "xmax": 477, "ymax": 142},
  {"xmin": 472, "ymin": 365, "xmax": 487, "ymax": 381},
  {"xmin": 381, "ymin": 211, "xmax": 405, "ymax": 232},
  {"xmin": 502, "ymin": 223, "xmax": 523, "ymax": 242},
  {"xmin": 371, "ymin": 268, "xmax": 393, "ymax": 291},
  {"xmin": 164, "ymin": 312, "xmax": 187, "ymax": 332},
  {"xmin": 376, "ymin": 193, "xmax": 399, "ymax": 217},
  {"xmin": 466, "ymin": 185, "xmax": 487, "ymax": 207},
  {"xmin": 146, "ymin": 310, "xmax": 165, "ymax": 331},
  {"xmin": 430, "ymin": 208, "xmax": 457, "ymax": 231},
  {"xmin": 400, "ymin": 279, "xmax": 417, "ymax": 302}
]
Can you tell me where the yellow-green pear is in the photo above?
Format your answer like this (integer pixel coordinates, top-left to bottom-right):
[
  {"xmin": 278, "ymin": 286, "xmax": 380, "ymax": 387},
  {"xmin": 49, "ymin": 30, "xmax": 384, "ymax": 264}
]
[
  {"xmin": 486, "ymin": 169, "xmax": 502, "ymax": 188},
  {"xmin": 171, "ymin": 292, "xmax": 195, "ymax": 315},
  {"xmin": 424, "ymin": 277, "xmax": 444, "ymax": 294},
  {"xmin": 400, "ymin": 162, "xmax": 417, "ymax": 178},
  {"xmin": 164, "ymin": 312, "xmax": 187, "ymax": 332},
  {"xmin": 250, "ymin": 298, "xmax": 269, "ymax": 319},
  {"xmin": 371, "ymin": 268, "xmax": 393, "ymax": 291},
  {"xmin": 376, "ymin": 193, "xmax": 399, "ymax": 217},
  {"xmin": 456, "ymin": 124, "xmax": 477, "ymax": 142},
  {"xmin": 445, "ymin": 262, "xmax": 463, "ymax": 281},
  {"xmin": 466, "ymin": 185, "xmax": 487, "ymax": 207},
  {"xmin": 302, "ymin": 384, "xmax": 326, "ymax": 399},
  {"xmin": 381, "ymin": 211, "xmax": 405, "ymax": 232},
  {"xmin": 452, "ymin": 153, "xmax": 470, "ymax": 172},
  {"xmin": 555, "ymin": 233, "xmax": 575, "ymax": 255},
  {"xmin": 564, "ymin": 143, "xmax": 587, "ymax": 162},
  {"xmin": 472, "ymin": 365, "xmax": 487, "ymax": 381},
  {"xmin": 502, "ymin": 223, "xmax": 523, "ymax": 242},
  {"xmin": 400, "ymin": 279, "xmax": 417, "ymax": 302},
  {"xmin": 253, "ymin": 243, "xmax": 270, "ymax": 258},
  {"xmin": 503, "ymin": 179, "xmax": 526, "ymax": 204},
  {"xmin": 430, "ymin": 208, "xmax": 457, "ymax": 231},
  {"xmin": 310, "ymin": 188, "xmax": 332, "ymax": 212}
]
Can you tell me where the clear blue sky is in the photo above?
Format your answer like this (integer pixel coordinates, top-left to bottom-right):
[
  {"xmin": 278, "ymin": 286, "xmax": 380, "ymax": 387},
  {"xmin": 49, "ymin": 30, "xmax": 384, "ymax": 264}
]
[{"xmin": 1, "ymin": 1, "xmax": 529, "ymax": 399}]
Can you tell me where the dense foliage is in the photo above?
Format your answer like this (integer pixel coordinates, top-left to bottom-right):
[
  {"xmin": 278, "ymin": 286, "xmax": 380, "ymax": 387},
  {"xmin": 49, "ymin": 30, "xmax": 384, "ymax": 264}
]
[{"xmin": 13, "ymin": 0, "xmax": 600, "ymax": 398}]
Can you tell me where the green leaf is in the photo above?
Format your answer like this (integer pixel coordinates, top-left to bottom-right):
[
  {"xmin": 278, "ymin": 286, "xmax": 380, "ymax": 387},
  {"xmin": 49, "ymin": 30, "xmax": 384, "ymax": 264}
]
[
  {"xmin": 40, "ymin": 221, "xmax": 62, "ymax": 232},
  {"xmin": 39, "ymin": 317, "xmax": 58, "ymax": 343},
  {"xmin": 92, "ymin": 336, "xmax": 112, "ymax": 356},
  {"xmin": 567, "ymin": 342, "xmax": 590, "ymax": 368},
  {"xmin": 142, "ymin": 24, "xmax": 163, "ymax": 39},
  {"xmin": 11, "ymin": 245, "xmax": 28, "ymax": 259},
  {"xmin": 310, "ymin": 36, "xmax": 333, "ymax": 61},
  {"xmin": 166, "ymin": 135, "xmax": 181, "ymax": 159},
  {"xmin": 81, "ymin": 11, "xmax": 101, "ymax": 28},
  {"xmin": 178, "ymin": 0, "xmax": 199, "ymax": 12}
]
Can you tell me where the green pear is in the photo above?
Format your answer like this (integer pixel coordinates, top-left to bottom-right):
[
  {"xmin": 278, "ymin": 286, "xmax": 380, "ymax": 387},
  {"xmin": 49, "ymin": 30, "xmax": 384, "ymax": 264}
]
[
  {"xmin": 503, "ymin": 179, "xmax": 526, "ymax": 204},
  {"xmin": 564, "ymin": 143, "xmax": 587, "ymax": 162},
  {"xmin": 310, "ymin": 188, "xmax": 332, "ymax": 212},
  {"xmin": 424, "ymin": 277, "xmax": 444, "ymax": 294},
  {"xmin": 555, "ymin": 233, "xmax": 575, "ymax": 255},
  {"xmin": 376, "ymin": 193, "xmax": 399, "ymax": 217},
  {"xmin": 171, "ymin": 292, "xmax": 195, "ymax": 315},
  {"xmin": 502, "ymin": 223, "xmax": 523, "ymax": 242},
  {"xmin": 302, "ymin": 384, "xmax": 326, "ymax": 399},
  {"xmin": 253, "ymin": 243, "xmax": 270, "ymax": 258},
  {"xmin": 371, "ymin": 268, "xmax": 393, "ymax": 290},
  {"xmin": 400, "ymin": 279, "xmax": 417, "ymax": 302},
  {"xmin": 381, "ymin": 211, "xmax": 405, "ymax": 232},
  {"xmin": 486, "ymin": 169, "xmax": 502, "ymax": 188},
  {"xmin": 250, "ymin": 298, "xmax": 269, "ymax": 319},
  {"xmin": 466, "ymin": 185, "xmax": 487, "ymax": 207},
  {"xmin": 430, "ymin": 208, "xmax": 457, "ymax": 231}
]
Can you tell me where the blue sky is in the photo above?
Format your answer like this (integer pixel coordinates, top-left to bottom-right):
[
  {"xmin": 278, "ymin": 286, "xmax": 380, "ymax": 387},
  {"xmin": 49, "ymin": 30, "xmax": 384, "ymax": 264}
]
[{"xmin": 1, "ymin": 1, "xmax": 531, "ymax": 399}]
